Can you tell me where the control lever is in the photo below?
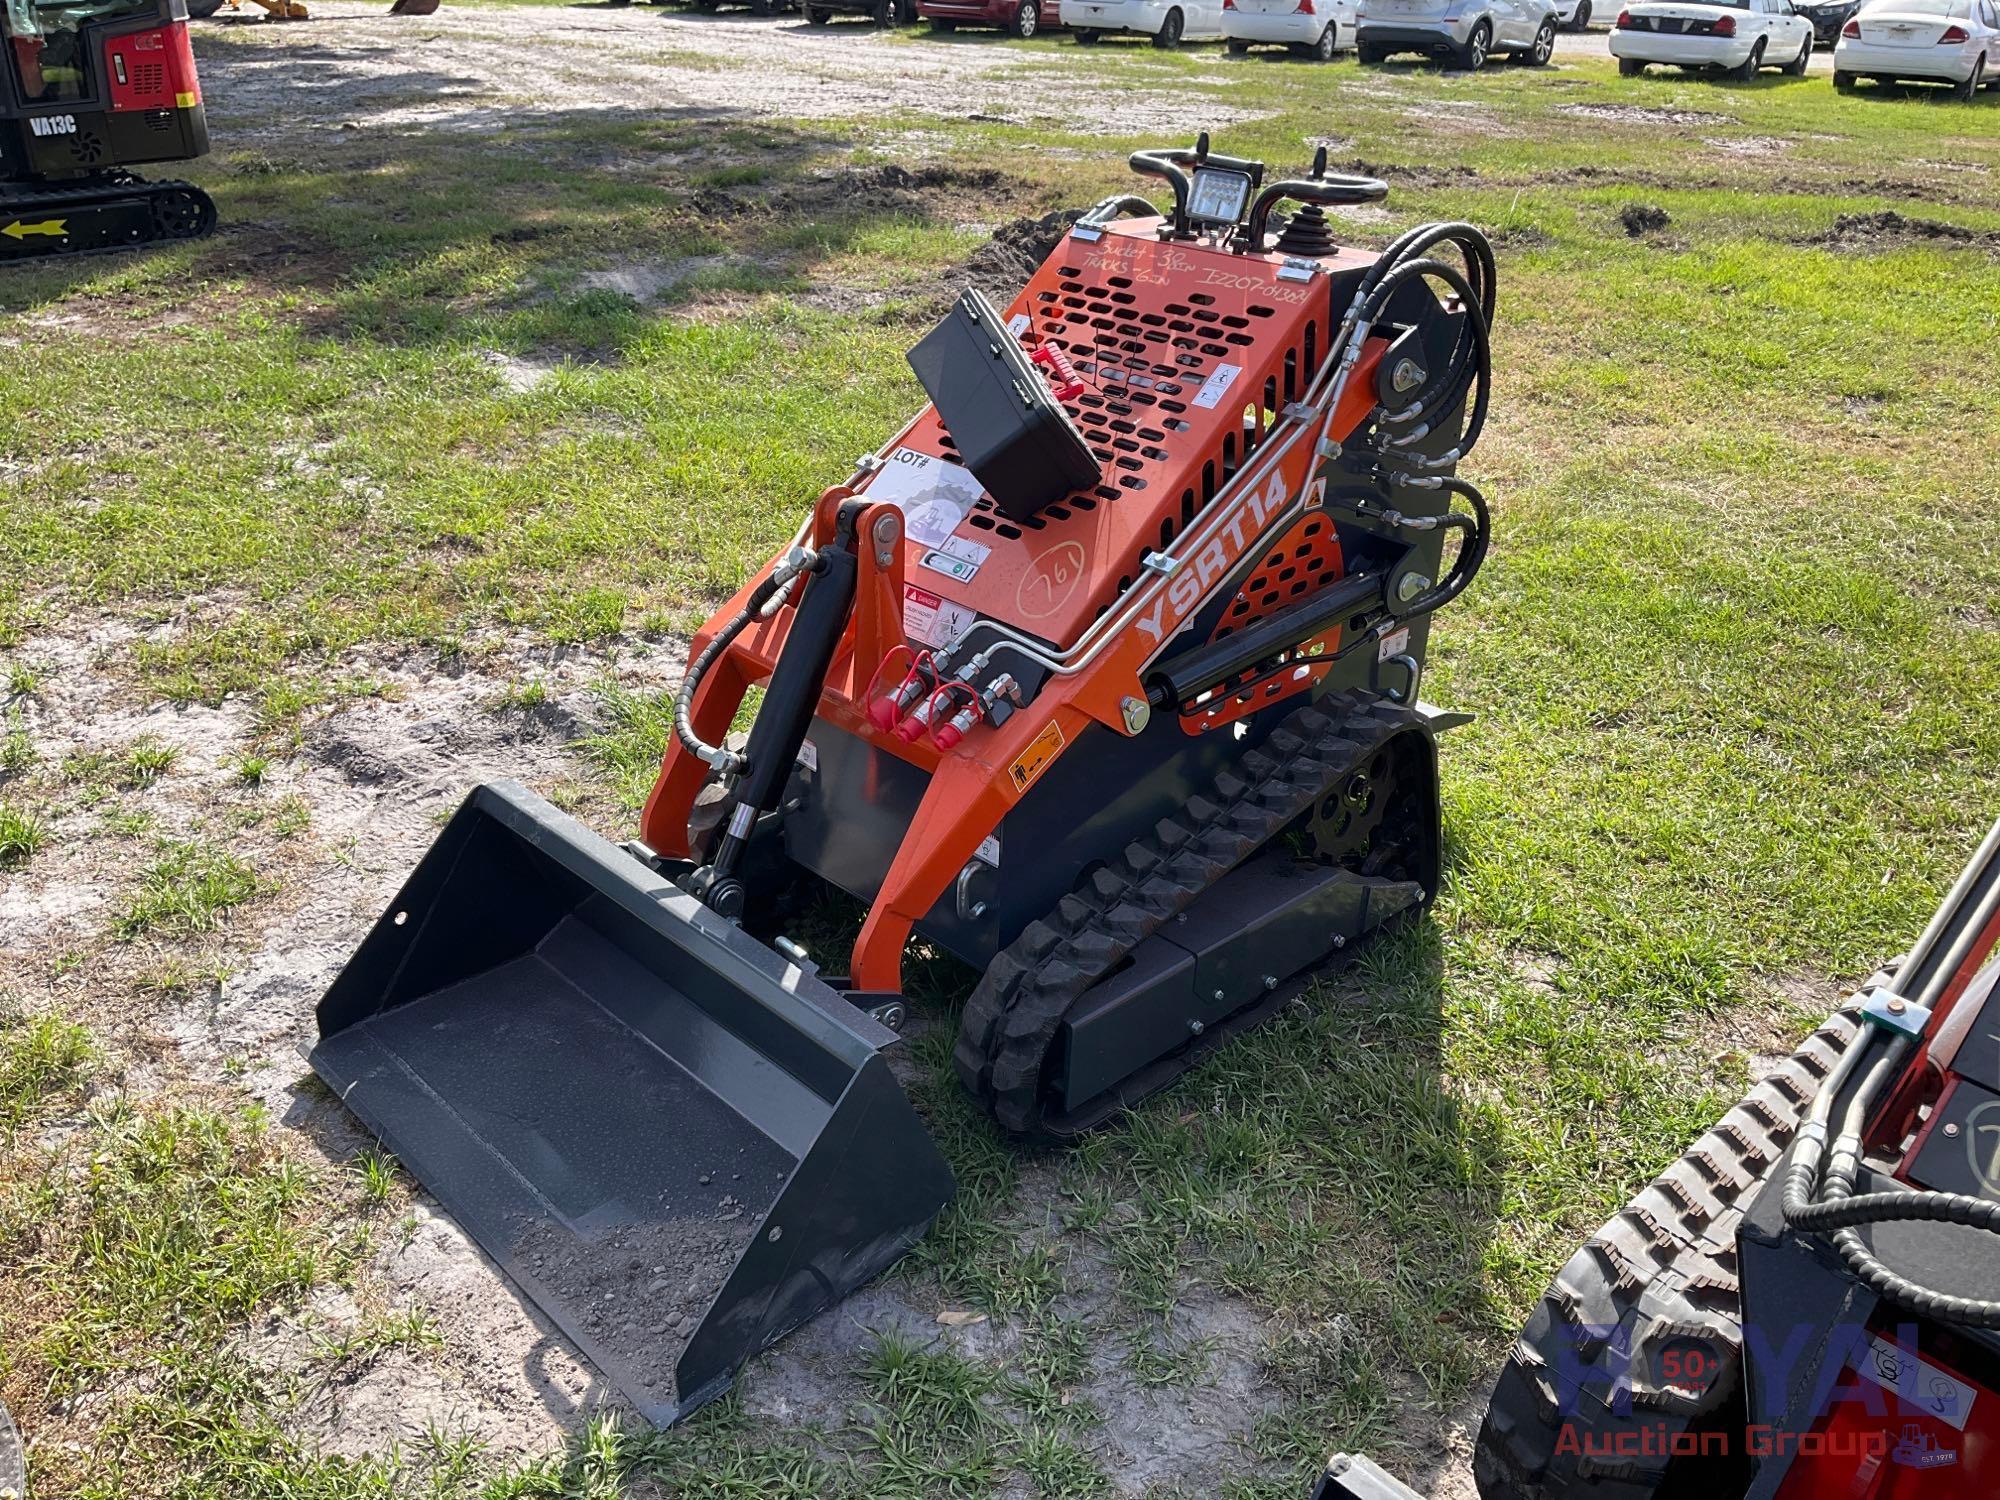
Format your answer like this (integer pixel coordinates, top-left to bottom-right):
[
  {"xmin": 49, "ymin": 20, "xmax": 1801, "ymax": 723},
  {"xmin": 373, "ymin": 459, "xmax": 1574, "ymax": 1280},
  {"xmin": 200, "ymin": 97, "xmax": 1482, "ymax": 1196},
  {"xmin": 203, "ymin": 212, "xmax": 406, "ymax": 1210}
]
[{"xmin": 1241, "ymin": 147, "xmax": 1389, "ymax": 255}]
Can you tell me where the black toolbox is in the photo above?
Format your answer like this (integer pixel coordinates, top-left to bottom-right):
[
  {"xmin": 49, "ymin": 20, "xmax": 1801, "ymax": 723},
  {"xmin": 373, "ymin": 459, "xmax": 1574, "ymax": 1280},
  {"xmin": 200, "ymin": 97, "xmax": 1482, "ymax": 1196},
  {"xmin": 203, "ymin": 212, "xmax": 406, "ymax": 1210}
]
[{"xmin": 906, "ymin": 287, "xmax": 1100, "ymax": 522}]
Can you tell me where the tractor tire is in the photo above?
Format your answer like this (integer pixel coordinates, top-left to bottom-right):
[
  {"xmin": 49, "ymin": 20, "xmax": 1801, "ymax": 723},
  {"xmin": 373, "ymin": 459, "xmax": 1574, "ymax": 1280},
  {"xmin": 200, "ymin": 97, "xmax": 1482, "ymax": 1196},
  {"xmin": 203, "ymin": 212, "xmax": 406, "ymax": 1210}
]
[
  {"xmin": 1733, "ymin": 37, "xmax": 1765, "ymax": 79},
  {"xmin": 1568, "ymin": 0, "xmax": 1590, "ymax": 28},
  {"xmin": 1457, "ymin": 19, "xmax": 1491, "ymax": 69},
  {"xmin": 1013, "ymin": 0, "xmax": 1038, "ymax": 34},
  {"xmin": 1152, "ymin": 6, "xmax": 1184, "ymax": 45},
  {"xmin": 1958, "ymin": 51, "xmax": 1986, "ymax": 99},
  {"xmin": 1472, "ymin": 1006, "xmax": 1863, "ymax": 1500}
]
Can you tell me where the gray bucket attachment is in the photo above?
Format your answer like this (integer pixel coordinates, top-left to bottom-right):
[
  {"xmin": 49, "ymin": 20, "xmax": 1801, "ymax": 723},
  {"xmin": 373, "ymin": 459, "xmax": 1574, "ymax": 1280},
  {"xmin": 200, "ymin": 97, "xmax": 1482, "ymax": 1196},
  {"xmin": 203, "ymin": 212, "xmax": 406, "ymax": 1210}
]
[{"xmin": 309, "ymin": 781, "xmax": 955, "ymax": 1424}]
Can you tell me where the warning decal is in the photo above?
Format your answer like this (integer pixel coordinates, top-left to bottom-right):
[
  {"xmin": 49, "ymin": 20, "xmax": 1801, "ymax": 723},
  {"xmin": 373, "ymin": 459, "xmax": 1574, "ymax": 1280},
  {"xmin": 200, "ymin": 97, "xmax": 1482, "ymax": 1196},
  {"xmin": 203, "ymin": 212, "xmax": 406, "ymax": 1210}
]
[
  {"xmin": 903, "ymin": 582, "xmax": 977, "ymax": 649},
  {"xmin": 1007, "ymin": 720, "xmax": 1066, "ymax": 795},
  {"xmin": 1191, "ymin": 362, "xmax": 1243, "ymax": 411}
]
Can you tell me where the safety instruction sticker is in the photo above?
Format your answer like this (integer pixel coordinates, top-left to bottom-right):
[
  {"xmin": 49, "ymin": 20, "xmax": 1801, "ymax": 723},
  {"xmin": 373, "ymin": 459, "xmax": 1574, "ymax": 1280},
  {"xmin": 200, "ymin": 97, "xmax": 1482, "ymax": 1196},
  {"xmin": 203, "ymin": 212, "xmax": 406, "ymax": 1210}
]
[
  {"xmin": 919, "ymin": 533, "xmax": 992, "ymax": 585},
  {"xmin": 1007, "ymin": 720, "xmax": 1065, "ymax": 795},
  {"xmin": 1849, "ymin": 1336, "xmax": 1978, "ymax": 1431},
  {"xmin": 903, "ymin": 583, "xmax": 977, "ymax": 650},
  {"xmin": 1377, "ymin": 626, "xmax": 1411, "ymax": 662},
  {"xmin": 974, "ymin": 834, "xmax": 1001, "ymax": 867},
  {"xmin": 866, "ymin": 448, "xmax": 986, "ymax": 549},
  {"xmin": 1191, "ymin": 362, "xmax": 1243, "ymax": 411}
]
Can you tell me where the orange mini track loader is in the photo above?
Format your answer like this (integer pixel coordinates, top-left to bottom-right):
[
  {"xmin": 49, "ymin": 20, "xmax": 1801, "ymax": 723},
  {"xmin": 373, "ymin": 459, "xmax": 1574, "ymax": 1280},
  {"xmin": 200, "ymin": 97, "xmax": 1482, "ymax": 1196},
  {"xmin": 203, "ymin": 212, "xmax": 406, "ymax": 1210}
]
[{"xmin": 311, "ymin": 137, "xmax": 1499, "ymax": 1423}]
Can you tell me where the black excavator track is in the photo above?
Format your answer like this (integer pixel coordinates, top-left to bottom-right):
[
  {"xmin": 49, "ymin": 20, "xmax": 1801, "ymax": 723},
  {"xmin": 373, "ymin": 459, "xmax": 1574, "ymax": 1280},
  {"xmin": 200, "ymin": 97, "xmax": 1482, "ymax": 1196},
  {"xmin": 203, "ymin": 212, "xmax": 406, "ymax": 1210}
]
[
  {"xmin": 0, "ymin": 174, "xmax": 216, "ymax": 263},
  {"xmin": 954, "ymin": 691, "xmax": 1437, "ymax": 1142}
]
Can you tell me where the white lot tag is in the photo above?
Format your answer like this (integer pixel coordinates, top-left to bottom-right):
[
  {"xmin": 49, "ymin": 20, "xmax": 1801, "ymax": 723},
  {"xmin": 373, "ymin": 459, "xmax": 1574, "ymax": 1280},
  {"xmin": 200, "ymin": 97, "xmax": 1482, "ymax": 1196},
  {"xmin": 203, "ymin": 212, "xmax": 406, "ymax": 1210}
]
[
  {"xmin": 974, "ymin": 834, "xmax": 1000, "ymax": 868},
  {"xmin": 1006, "ymin": 313, "xmax": 1030, "ymax": 336},
  {"xmin": 796, "ymin": 739, "xmax": 818, "ymax": 773},
  {"xmin": 1849, "ymin": 1336, "xmax": 1978, "ymax": 1431},
  {"xmin": 866, "ymin": 449, "xmax": 986, "ymax": 549},
  {"xmin": 903, "ymin": 583, "xmax": 977, "ymax": 649},
  {"xmin": 1192, "ymin": 363, "xmax": 1243, "ymax": 410},
  {"xmin": 1378, "ymin": 627, "xmax": 1411, "ymax": 662}
]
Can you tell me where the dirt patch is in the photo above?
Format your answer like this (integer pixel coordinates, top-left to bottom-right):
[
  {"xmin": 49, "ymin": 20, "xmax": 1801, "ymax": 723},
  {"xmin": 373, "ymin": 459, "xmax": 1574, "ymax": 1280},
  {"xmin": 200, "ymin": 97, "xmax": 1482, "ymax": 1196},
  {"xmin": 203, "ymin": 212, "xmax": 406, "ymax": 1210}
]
[
  {"xmin": 1805, "ymin": 209, "xmax": 2000, "ymax": 253},
  {"xmin": 956, "ymin": 206, "xmax": 1086, "ymax": 298},
  {"xmin": 1618, "ymin": 202, "xmax": 1671, "ymax": 236},
  {"xmin": 1559, "ymin": 103, "xmax": 1727, "ymax": 126},
  {"xmin": 1703, "ymin": 134, "xmax": 1792, "ymax": 158},
  {"xmin": 1334, "ymin": 157, "xmax": 1485, "ymax": 190}
]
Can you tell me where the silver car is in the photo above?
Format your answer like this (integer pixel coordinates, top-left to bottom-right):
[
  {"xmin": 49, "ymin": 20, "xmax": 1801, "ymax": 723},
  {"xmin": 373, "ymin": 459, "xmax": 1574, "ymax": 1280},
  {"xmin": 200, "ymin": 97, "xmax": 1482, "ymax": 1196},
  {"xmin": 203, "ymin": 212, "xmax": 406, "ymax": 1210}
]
[{"xmin": 1355, "ymin": 0, "xmax": 1561, "ymax": 64}]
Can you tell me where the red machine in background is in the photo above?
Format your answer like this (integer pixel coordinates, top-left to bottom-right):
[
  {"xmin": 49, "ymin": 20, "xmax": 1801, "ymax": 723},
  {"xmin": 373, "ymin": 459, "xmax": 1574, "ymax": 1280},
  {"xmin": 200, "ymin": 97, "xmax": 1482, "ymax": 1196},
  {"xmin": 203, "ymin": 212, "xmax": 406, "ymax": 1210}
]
[
  {"xmin": 1476, "ymin": 818, "xmax": 2000, "ymax": 1500},
  {"xmin": 2, "ymin": 0, "xmax": 214, "ymax": 261}
]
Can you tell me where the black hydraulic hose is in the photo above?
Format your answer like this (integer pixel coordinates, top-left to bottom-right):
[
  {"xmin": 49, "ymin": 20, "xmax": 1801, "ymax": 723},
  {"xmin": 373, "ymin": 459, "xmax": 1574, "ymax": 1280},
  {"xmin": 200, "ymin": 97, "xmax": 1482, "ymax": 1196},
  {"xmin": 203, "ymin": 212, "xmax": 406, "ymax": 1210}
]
[
  {"xmin": 1391, "ymin": 478, "xmax": 1490, "ymax": 618},
  {"xmin": 1359, "ymin": 222, "xmax": 1496, "ymax": 327},
  {"xmin": 1362, "ymin": 257, "xmax": 1493, "ymax": 458},
  {"xmin": 673, "ymin": 566, "xmax": 792, "ymax": 772},
  {"xmin": 1784, "ymin": 1029, "xmax": 2000, "ymax": 1328}
]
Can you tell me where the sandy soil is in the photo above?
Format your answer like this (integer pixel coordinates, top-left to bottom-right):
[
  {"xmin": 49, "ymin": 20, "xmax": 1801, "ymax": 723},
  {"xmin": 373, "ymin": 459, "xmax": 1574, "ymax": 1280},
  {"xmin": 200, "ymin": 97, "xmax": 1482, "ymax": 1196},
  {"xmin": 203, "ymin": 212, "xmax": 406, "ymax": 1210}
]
[{"xmin": 198, "ymin": 2, "xmax": 1267, "ymax": 140}]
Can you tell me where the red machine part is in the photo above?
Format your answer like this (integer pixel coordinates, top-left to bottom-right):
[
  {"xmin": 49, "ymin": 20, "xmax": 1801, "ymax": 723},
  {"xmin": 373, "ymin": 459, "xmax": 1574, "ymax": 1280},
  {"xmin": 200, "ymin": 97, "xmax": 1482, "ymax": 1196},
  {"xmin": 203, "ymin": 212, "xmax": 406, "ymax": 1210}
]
[
  {"xmin": 1181, "ymin": 510, "xmax": 1347, "ymax": 733},
  {"xmin": 1772, "ymin": 1334, "xmax": 1998, "ymax": 1499},
  {"xmin": 105, "ymin": 24, "xmax": 200, "ymax": 112}
]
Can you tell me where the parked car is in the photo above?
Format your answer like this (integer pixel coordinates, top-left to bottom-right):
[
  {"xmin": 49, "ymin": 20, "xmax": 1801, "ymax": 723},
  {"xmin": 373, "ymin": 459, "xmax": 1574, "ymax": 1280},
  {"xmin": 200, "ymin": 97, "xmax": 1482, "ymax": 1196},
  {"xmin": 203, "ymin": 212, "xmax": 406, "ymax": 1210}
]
[
  {"xmin": 1223, "ymin": 0, "xmax": 1357, "ymax": 56},
  {"xmin": 1833, "ymin": 0, "xmax": 2000, "ymax": 94},
  {"xmin": 805, "ymin": 0, "xmax": 915, "ymax": 20},
  {"xmin": 1354, "ymin": 0, "xmax": 1560, "ymax": 66},
  {"xmin": 1793, "ymin": 0, "xmax": 1861, "ymax": 41},
  {"xmin": 1610, "ymin": 0, "xmax": 1815, "ymax": 75},
  {"xmin": 1063, "ymin": 0, "xmax": 1224, "ymax": 43},
  {"xmin": 922, "ymin": 0, "xmax": 1062, "ymax": 32}
]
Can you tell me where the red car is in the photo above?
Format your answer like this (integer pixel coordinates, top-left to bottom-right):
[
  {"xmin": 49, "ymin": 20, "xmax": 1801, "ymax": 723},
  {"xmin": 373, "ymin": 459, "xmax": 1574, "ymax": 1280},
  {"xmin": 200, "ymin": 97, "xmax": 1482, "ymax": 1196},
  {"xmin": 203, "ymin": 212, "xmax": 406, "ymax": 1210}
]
[{"xmin": 918, "ymin": 0, "xmax": 1062, "ymax": 34}]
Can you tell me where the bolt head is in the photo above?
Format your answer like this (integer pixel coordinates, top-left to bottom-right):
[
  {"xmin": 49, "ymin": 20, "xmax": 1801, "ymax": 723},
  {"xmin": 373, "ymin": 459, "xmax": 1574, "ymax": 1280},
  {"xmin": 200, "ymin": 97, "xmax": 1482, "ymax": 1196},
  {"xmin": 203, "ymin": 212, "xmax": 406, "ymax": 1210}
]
[
  {"xmin": 1391, "ymin": 358, "xmax": 1425, "ymax": 394},
  {"xmin": 1888, "ymin": 997, "xmax": 1907, "ymax": 1014},
  {"xmin": 1212, "ymin": 990, "xmax": 1226, "ymax": 1003},
  {"xmin": 1189, "ymin": 1019, "xmax": 1206, "ymax": 1035},
  {"xmin": 1263, "ymin": 975, "xmax": 1278, "ymax": 990},
  {"xmin": 1331, "ymin": 934, "xmax": 1346, "ymax": 949},
  {"xmin": 1120, "ymin": 695, "xmax": 1151, "ymax": 735},
  {"xmin": 1945, "ymin": 1122, "xmax": 1962, "ymax": 1138}
]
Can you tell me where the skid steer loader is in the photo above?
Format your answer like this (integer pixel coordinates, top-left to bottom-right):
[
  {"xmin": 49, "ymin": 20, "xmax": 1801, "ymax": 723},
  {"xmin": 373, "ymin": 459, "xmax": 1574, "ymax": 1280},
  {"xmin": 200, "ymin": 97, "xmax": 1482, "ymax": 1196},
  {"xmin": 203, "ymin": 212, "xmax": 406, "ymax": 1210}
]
[{"xmin": 312, "ymin": 137, "xmax": 1500, "ymax": 1424}]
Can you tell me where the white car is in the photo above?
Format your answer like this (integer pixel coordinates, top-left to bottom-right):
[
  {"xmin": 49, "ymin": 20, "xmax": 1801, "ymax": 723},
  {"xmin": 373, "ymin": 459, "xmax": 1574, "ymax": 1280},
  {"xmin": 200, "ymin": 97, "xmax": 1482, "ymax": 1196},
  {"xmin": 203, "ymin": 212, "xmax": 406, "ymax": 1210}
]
[
  {"xmin": 1610, "ymin": 0, "xmax": 1815, "ymax": 75},
  {"xmin": 1834, "ymin": 0, "xmax": 2000, "ymax": 94},
  {"xmin": 1354, "ymin": 0, "xmax": 1561, "ymax": 66},
  {"xmin": 1556, "ymin": 0, "xmax": 1601, "ymax": 27},
  {"xmin": 1223, "ymin": 0, "xmax": 1358, "ymax": 56},
  {"xmin": 1064, "ymin": 0, "xmax": 1225, "ymax": 42}
]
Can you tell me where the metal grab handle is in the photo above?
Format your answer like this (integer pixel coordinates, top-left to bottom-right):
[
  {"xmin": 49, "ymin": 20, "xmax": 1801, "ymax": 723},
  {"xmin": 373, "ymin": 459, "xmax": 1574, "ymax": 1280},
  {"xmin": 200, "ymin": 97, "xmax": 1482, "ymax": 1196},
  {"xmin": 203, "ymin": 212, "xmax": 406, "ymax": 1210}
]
[{"xmin": 1243, "ymin": 147, "xmax": 1388, "ymax": 250}]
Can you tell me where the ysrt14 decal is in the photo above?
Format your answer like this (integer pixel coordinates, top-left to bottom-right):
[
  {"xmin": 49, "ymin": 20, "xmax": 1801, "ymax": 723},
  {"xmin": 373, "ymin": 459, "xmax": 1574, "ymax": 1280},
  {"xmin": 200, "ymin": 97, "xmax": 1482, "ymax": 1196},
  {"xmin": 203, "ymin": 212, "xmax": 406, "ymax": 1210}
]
[{"xmin": 1134, "ymin": 468, "xmax": 1296, "ymax": 648}]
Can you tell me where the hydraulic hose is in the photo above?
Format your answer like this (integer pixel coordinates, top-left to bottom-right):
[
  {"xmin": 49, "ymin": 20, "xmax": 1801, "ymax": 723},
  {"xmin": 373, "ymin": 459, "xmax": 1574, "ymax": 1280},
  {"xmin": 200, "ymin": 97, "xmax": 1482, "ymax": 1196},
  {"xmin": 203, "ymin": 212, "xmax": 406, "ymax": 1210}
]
[
  {"xmin": 1385, "ymin": 476, "xmax": 1491, "ymax": 618},
  {"xmin": 673, "ymin": 548, "xmax": 816, "ymax": 775},
  {"xmin": 1360, "ymin": 257, "xmax": 1493, "ymax": 463},
  {"xmin": 1784, "ymin": 1026, "xmax": 2000, "ymax": 1327}
]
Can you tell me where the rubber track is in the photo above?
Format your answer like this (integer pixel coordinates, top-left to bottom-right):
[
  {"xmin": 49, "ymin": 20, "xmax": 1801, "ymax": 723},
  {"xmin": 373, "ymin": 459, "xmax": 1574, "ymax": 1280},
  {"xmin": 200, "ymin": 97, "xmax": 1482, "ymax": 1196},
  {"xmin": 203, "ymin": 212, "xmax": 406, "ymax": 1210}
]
[
  {"xmin": 0, "ymin": 176, "xmax": 215, "ymax": 263},
  {"xmin": 1472, "ymin": 1003, "xmax": 1865, "ymax": 1500},
  {"xmin": 953, "ymin": 691, "xmax": 1427, "ymax": 1141}
]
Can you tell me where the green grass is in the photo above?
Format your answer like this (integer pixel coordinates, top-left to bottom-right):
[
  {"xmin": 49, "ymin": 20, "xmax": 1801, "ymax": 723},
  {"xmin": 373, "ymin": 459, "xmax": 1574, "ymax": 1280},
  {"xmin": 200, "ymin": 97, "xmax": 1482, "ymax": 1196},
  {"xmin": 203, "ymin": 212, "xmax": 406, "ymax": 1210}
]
[
  {"xmin": 2, "ymin": 9, "xmax": 1998, "ymax": 1499},
  {"xmin": 115, "ymin": 841, "xmax": 261, "ymax": 939},
  {"xmin": 0, "ymin": 801, "xmax": 44, "ymax": 869}
]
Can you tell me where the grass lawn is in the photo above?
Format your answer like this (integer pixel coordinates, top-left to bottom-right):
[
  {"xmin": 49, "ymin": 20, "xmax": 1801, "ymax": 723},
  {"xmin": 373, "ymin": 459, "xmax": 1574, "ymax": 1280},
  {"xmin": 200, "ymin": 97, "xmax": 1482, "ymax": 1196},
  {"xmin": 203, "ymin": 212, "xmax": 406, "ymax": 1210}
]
[{"xmin": 2, "ymin": 9, "xmax": 1998, "ymax": 1497}]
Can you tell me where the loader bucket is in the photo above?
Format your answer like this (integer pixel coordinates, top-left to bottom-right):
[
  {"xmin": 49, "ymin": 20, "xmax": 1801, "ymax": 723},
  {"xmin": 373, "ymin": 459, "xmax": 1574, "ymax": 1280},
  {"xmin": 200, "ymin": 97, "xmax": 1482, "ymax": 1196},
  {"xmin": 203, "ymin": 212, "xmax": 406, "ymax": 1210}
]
[{"xmin": 309, "ymin": 781, "xmax": 954, "ymax": 1424}]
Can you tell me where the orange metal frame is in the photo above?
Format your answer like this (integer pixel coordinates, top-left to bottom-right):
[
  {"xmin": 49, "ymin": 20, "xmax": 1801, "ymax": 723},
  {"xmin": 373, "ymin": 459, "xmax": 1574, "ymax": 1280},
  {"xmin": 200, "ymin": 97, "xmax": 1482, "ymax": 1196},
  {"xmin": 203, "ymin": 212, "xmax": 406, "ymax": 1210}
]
[{"xmin": 641, "ymin": 217, "xmax": 1391, "ymax": 995}]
